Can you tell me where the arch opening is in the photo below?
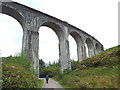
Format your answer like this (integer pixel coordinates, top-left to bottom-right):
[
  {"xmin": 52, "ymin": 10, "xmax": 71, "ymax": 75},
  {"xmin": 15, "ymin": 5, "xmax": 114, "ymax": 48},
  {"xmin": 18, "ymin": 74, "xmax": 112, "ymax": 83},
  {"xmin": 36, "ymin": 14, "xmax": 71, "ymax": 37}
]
[
  {"xmin": 85, "ymin": 38, "xmax": 94, "ymax": 57},
  {"xmin": 85, "ymin": 43, "xmax": 89, "ymax": 57},
  {"xmin": 69, "ymin": 31, "xmax": 83, "ymax": 61},
  {"xmin": 95, "ymin": 43, "xmax": 101, "ymax": 54},
  {"xmin": 68, "ymin": 35, "xmax": 77, "ymax": 61},
  {"xmin": 39, "ymin": 25, "xmax": 60, "ymax": 64},
  {"xmin": 41, "ymin": 22, "xmax": 64, "ymax": 41},
  {"xmin": 0, "ymin": 14, "xmax": 23, "ymax": 57}
]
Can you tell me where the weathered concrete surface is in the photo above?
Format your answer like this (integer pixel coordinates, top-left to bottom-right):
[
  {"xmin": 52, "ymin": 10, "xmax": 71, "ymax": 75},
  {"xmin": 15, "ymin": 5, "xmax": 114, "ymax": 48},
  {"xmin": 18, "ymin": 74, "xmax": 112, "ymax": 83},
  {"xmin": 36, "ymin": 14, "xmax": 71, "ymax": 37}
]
[{"xmin": 0, "ymin": 1, "xmax": 104, "ymax": 77}]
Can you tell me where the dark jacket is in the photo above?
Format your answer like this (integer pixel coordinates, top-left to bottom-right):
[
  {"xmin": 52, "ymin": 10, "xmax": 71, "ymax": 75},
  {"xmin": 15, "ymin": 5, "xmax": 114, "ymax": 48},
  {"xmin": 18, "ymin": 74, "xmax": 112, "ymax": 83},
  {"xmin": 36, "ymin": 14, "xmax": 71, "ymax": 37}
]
[{"xmin": 46, "ymin": 76, "xmax": 49, "ymax": 80}]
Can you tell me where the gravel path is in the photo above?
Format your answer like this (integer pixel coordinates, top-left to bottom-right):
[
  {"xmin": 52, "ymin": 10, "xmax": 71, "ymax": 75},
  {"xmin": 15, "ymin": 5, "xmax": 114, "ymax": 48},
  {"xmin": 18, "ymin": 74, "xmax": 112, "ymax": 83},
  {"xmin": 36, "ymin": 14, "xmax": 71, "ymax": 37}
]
[{"xmin": 39, "ymin": 78, "xmax": 65, "ymax": 90}]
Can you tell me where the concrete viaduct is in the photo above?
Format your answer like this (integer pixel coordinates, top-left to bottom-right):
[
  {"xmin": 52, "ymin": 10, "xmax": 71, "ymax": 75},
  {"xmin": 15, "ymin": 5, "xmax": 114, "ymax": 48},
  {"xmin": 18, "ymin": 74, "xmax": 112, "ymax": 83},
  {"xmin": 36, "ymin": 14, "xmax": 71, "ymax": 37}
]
[{"xmin": 0, "ymin": 1, "xmax": 104, "ymax": 77}]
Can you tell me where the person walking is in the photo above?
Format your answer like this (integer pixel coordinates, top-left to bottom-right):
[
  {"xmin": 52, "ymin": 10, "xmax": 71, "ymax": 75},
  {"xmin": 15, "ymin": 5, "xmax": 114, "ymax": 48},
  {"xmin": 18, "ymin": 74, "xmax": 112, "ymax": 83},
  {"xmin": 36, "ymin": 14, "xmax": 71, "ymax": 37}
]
[{"xmin": 45, "ymin": 75, "xmax": 49, "ymax": 84}]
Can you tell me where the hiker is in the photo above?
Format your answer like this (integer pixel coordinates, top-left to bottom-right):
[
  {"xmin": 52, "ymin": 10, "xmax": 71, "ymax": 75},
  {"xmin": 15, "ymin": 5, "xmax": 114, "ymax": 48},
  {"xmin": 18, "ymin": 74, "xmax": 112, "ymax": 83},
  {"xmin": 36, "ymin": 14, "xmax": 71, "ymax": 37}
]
[{"xmin": 45, "ymin": 75, "xmax": 49, "ymax": 84}]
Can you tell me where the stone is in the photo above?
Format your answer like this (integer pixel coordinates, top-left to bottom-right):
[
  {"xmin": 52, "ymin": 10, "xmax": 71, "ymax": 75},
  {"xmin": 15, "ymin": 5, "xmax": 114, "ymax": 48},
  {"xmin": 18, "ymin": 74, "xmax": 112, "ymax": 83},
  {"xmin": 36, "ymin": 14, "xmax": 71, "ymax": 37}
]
[{"xmin": 0, "ymin": 1, "xmax": 104, "ymax": 77}]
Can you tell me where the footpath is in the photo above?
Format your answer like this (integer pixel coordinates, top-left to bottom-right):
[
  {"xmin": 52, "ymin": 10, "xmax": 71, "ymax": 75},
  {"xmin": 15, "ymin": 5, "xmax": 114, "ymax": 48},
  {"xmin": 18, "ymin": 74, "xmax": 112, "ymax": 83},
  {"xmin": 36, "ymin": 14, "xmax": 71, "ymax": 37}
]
[{"xmin": 39, "ymin": 78, "xmax": 65, "ymax": 90}]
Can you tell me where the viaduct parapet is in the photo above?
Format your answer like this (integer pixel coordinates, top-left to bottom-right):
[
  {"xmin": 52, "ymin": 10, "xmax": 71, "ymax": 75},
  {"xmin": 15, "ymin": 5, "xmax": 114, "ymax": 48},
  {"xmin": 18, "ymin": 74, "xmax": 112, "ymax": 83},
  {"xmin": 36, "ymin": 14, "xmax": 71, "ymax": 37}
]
[{"xmin": 0, "ymin": 1, "xmax": 104, "ymax": 77}]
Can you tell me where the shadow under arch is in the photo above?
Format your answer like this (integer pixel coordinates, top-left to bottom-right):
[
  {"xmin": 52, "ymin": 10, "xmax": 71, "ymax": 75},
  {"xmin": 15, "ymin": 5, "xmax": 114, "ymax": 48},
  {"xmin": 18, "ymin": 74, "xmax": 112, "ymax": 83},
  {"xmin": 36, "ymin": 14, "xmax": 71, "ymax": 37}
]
[
  {"xmin": 70, "ymin": 31, "xmax": 83, "ymax": 45},
  {"xmin": 1, "ymin": 4, "xmax": 25, "ymax": 29},
  {"xmin": 85, "ymin": 38, "xmax": 94, "ymax": 57},
  {"xmin": 95, "ymin": 43, "xmax": 101, "ymax": 54},
  {"xmin": 41, "ymin": 22, "xmax": 64, "ymax": 41},
  {"xmin": 69, "ymin": 31, "xmax": 83, "ymax": 61}
]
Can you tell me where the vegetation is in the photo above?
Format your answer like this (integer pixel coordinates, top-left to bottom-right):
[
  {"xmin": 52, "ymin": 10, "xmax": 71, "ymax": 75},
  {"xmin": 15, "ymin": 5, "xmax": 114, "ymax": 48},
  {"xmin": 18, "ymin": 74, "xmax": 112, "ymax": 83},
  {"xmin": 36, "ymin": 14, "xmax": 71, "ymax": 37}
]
[
  {"xmin": 39, "ymin": 59, "xmax": 45, "ymax": 77},
  {"xmin": 61, "ymin": 65, "xmax": 118, "ymax": 88},
  {"xmin": 39, "ymin": 61, "xmax": 60, "ymax": 78},
  {"xmin": 2, "ymin": 63, "xmax": 37, "ymax": 88},
  {"xmin": 1, "ymin": 45, "xmax": 119, "ymax": 88},
  {"xmin": 2, "ymin": 53, "xmax": 43, "ymax": 88},
  {"xmin": 40, "ymin": 45, "xmax": 119, "ymax": 88},
  {"xmin": 37, "ymin": 79, "xmax": 44, "ymax": 88},
  {"xmin": 3, "ymin": 53, "xmax": 35, "ymax": 75}
]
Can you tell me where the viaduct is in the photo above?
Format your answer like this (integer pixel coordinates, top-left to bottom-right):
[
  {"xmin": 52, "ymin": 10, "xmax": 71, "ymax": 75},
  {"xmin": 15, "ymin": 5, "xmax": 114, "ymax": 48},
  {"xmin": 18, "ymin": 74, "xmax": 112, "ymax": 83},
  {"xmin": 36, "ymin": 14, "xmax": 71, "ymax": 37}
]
[{"xmin": 0, "ymin": 0, "xmax": 104, "ymax": 77}]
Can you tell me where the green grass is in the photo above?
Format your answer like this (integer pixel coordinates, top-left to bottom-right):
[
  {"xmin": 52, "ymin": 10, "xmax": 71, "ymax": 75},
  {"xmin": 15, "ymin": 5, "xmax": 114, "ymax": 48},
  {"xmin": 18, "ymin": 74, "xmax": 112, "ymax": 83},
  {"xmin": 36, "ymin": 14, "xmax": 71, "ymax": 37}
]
[
  {"xmin": 37, "ymin": 79, "xmax": 44, "ymax": 88},
  {"xmin": 61, "ymin": 65, "xmax": 118, "ymax": 88},
  {"xmin": 79, "ymin": 65, "xmax": 118, "ymax": 76},
  {"xmin": 59, "ymin": 81, "xmax": 73, "ymax": 89},
  {"xmin": 0, "ymin": 80, "xmax": 3, "ymax": 84},
  {"xmin": 52, "ymin": 77, "xmax": 73, "ymax": 89},
  {"xmin": 58, "ymin": 46, "xmax": 119, "ymax": 88},
  {"xmin": 79, "ymin": 65, "xmax": 118, "ymax": 88}
]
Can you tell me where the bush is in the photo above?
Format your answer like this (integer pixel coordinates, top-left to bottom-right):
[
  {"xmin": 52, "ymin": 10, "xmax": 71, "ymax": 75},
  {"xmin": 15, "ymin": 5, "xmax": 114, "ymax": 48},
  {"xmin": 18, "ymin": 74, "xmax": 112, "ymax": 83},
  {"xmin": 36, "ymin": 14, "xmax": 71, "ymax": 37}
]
[
  {"xmin": 63, "ymin": 69, "xmax": 71, "ymax": 75},
  {"xmin": 71, "ymin": 61, "xmax": 79, "ymax": 70},
  {"xmin": 54, "ymin": 72, "xmax": 63, "ymax": 81},
  {"xmin": 40, "ymin": 64, "xmax": 60, "ymax": 78},
  {"xmin": 2, "ymin": 63, "xmax": 37, "ymax": 88},
  {"xmin": 79, "ymin": 45, "xmax": 120, "ymax": 69},
  {"xmin": 3, "ymin": 53, "xmax": 35, "ymax": 75}
]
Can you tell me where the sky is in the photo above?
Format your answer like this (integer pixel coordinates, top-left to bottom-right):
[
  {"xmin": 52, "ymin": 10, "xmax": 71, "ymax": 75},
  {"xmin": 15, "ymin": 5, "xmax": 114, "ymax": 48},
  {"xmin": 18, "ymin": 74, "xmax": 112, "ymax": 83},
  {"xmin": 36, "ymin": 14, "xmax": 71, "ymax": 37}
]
[{"xmin": 0, "ymin": 0, "xmax": 119, "ymax": 63}]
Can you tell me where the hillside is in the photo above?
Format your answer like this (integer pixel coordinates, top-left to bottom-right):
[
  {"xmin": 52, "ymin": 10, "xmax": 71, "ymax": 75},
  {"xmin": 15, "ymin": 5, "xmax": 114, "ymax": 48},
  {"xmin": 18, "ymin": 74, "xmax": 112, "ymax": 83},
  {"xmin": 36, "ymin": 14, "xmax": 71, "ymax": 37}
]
[
  {"xmin": 72, "ymin": 45, "xmax": 119, "ymax": 70},
  {"xmin": 1, "ymin": 53, "xmax": 43, "ymax": 88},
  {"xmin": 54, "ymin": 45, "xmax": 119, "ymax": 88},
  {"xmin": 63, "ymin": 45, "xmax": 119, "ymax": 88}
]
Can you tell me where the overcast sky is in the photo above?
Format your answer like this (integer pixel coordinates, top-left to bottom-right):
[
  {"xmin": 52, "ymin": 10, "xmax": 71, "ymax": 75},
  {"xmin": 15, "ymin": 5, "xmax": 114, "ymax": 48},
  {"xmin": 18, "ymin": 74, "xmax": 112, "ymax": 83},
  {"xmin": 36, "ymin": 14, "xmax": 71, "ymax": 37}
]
[{"xmin": 0, "ymin": 0, "xmax": 118, "ymax": 63}]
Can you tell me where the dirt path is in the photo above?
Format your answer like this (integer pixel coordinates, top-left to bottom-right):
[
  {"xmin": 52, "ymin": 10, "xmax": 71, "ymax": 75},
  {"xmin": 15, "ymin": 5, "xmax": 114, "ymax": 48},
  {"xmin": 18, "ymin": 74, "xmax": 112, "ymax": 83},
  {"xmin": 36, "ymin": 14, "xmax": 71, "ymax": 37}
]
[{"xmin": 39, "ymin": 78, "xmax": 65, "ymax": 90}]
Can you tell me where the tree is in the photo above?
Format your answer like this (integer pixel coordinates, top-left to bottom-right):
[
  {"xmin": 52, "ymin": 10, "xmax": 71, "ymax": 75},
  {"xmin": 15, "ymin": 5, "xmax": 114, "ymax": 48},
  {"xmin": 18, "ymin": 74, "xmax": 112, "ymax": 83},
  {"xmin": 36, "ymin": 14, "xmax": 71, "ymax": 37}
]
[
  {"xmin": 39, "ymin": 59, "xmax": 45, "ymax": 67},
  {"xmin": 39, "ymin": 59, "xmax": 45, "ymax": 77},
  {"xmin": 49, "ymin": 61, "xmax": 51, "ymax": 66}
]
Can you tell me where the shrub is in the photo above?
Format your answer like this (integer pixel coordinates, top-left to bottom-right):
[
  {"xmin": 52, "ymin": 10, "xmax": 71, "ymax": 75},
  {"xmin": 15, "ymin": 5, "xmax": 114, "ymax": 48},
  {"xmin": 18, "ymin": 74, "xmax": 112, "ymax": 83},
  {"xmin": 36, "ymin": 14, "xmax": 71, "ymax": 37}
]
[
  {"xmin": 3, "ymin": 53, "xmax": 35, "ymax": 75},
  {"xmin": 2, "ymin": 63, "xmax": 37, "ymax": 88},
  {"xmin": 71, "ymin": 61, "xmax": 79, "ymax": 70},
  {"xmin": 54, "ymin": 72, "xmax": 63, "ymax": 81},
  {"xmin": 79, "ymin": 45, "xmax": 120, "ymax": 69},
  {"xmin": 40, "ymin": 64, "xmax": 60, "ymax": 78},
  {"xmin": 63, "ymin": 69, "xmax": 71, "ymax": 75}
]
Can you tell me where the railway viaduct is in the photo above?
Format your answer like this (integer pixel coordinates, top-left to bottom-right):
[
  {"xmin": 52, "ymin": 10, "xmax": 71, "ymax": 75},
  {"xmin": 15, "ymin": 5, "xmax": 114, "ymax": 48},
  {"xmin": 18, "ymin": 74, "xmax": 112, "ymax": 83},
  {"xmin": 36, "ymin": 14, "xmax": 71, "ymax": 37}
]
[{"xmin": 0, "ymin": 0, "xmax": 104, "ymax": 77}]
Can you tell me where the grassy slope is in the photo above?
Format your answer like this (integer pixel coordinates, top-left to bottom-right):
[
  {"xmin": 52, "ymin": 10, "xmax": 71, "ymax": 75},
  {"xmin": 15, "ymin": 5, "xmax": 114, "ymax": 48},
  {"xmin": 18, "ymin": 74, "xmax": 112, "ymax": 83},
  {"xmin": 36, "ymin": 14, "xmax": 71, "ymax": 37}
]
[
  {"xmin": 2, "ymin": 54, "xmax": 43, "ymax": 88},
  {"xmin": 60, "ymin": 46, "xmax": 120, "ymax": 88}
]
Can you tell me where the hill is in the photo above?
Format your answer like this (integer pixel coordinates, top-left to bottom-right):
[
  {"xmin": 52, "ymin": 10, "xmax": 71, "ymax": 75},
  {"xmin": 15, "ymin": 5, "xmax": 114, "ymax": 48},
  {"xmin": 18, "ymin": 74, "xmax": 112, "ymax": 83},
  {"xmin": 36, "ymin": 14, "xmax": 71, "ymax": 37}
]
[
  {"xmin": 63, "ymin": 45, "xmax": 119, "ymax": 88},
  {"xmin": 53, "ymin": 45, "xmax": 119, "ymax": 88}
]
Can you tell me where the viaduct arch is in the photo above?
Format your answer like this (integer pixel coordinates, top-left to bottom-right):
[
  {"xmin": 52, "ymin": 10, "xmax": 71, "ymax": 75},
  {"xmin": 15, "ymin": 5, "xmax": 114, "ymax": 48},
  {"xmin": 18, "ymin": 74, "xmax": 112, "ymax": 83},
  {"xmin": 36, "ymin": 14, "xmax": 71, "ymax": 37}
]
[{"xmin": 0, "ymin": 1, "xmax": 104, "ymax": 77}]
